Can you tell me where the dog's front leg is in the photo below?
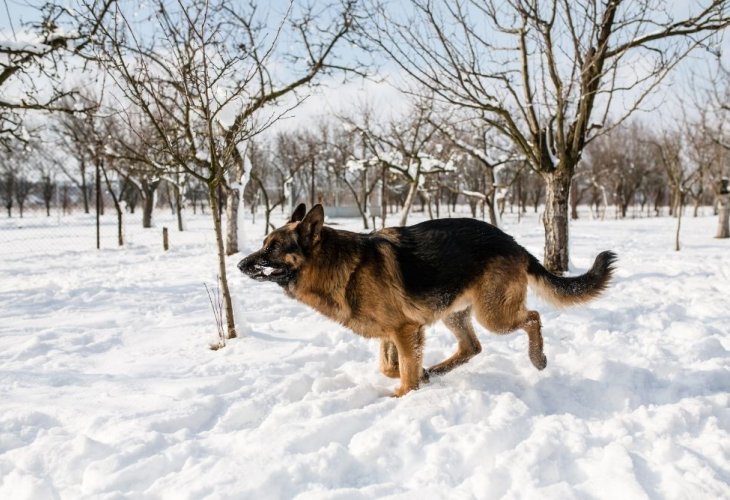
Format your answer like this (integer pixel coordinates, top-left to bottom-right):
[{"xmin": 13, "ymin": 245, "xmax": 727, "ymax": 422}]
[
  {"xmin": 380, "ymin": 338, "xmax": 430, "ymax": 385},
  {"xmin": 379, "ymin": 339, "xmax": 400, "ymax": 378},
  {"xmin": 391, "ymin": 325, "xmax": 425, "ymax": 397}
]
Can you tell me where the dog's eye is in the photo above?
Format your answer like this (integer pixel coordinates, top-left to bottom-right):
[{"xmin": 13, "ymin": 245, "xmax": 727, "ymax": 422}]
[
  {"xmin": 284, "ymin": 242, "xmax": 298, "ymax": 253},
  {"xmin": 267, "ymin": 242, "xmax": 279, "ymax": 254}
]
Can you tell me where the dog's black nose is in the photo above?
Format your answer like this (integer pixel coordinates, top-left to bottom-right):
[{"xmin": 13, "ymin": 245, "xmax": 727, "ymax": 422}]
[{"xmin": 237, "ymin": 258, "xmax": 249, "ymax": 272}]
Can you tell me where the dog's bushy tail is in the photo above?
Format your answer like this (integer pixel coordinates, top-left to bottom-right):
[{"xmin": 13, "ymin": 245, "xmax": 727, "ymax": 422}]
[{"xmin": 526, "ymin": 251, "xmax": 617, "ymax": 307}]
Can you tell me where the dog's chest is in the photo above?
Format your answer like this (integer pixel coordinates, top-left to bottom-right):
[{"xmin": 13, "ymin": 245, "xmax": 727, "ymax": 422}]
[{"xmin": 293, "ymin": 286, "xmax": 350, "ymax": 324}]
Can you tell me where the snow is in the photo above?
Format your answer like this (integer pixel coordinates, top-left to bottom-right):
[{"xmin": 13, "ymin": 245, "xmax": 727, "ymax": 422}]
[{"xmin": 1, "ymin": 209, "xmax": 729, "ymax": 498}]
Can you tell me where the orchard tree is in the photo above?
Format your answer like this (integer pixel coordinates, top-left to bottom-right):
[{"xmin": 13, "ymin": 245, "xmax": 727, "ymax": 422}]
[
  {"xmin": 0, "ymin": 1, "xmax": 113, "ymax": 151},
  {"xmin": 583, "ymin": 122, "xmax": 654, "ymax": 218},
  {"xmin": 432, "ymin": 114, "xmax": 518, "ymax": 226},
  {"xmin": 93, "ymin": 0, "xmax": 360, "ymax": 339},
  {"xmin": 52, "ymin": 97, "xmax": 98, "ymax": 214},
  {"xmin": 346, "ymin": 96, "xmax": 455, "ymax": 226},
  {"xmin": 697, "ymin": 58, "xmax": 730, "ymax": 237},
  {"xmin": 367, "ymin": 0, "xmax": 730, "ymax": 273},
  {"xmin": 650, "ymin": 131, "xmax": 704, "ymax": 251}
]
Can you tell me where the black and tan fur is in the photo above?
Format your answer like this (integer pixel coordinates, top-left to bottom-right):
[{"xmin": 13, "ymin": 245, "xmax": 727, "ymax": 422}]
[{"xmin": 239, "ymin": 204, "xmax": 616, "ymax": 397}]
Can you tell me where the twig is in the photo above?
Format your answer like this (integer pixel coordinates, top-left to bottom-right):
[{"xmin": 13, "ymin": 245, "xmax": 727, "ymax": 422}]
[{"xmin": 204, "ymin": 279, "xmax": 225, "ymax": 350}]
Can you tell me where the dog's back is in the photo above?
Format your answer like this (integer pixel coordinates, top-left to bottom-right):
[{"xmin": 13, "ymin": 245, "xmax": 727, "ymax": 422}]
[{"xmin": 386, "ymin": 218, "xmax": 527, "ymax": 309}]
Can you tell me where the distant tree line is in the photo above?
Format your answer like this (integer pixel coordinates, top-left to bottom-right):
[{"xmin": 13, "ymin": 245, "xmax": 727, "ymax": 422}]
[{"xmin": 4, "ymin": 101, "xmax": 727, "ymax": 228}]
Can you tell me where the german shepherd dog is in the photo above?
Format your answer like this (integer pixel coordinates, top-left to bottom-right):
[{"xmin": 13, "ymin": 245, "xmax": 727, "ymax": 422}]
[{"xmin": 238, "ymin": 204, "xmax": 616, "ymax": 397}]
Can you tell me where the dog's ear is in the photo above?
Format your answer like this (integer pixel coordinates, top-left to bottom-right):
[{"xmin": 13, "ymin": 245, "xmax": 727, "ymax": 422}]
[
  {"xmin": 298, "ymin": 204, "xmax": 324, "ymax": 247},
  {"xmin": 289, "ymin": 203, "xmax": 307, "ymax": 223}
]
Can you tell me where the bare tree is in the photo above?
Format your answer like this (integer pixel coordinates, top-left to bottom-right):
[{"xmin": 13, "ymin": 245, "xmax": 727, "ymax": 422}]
[
  {"xmin": 248, "ymin": 138, "xmax": 294, "ymax": 236},
  {"xmin": 40, "ymin": 173, "xmax": 56, "ymax": 216},
  {"xmin": 346, "ymin": 96, "xmax": 454, "ymax": 226},
  {"xmin": 696, "ymin": 58, "xmax": 730, "ymax": 237},
  {"xmin": 0, "ymin": 1, "xmax": 113, "ymax": 151},
  {"xmin": 583, "ymin": 122, "xmax": 654, "ymax": 218},
  {"xmin": 1, "ymin": 155, "xmax": 14, "ymax": 217},
  {"xmin": 53, "ymin": 98, "xmax": 98, "ymax": 214},
  {"xmin": 329, "ymin": 110, "xmax": 387, "ymax": 229},
  {"xmin": 683, "ymin": 119, "xmax": 724, "ymax": 217},
  {"xmin": 10, "ymin": 148, "xmax": 33, "ymax": 218},
  {"xmin": 106, "ymin": 120, "xmax": 164, "ymax": 228},
  {"xmin": 367, "ymin": 0, "xmax": 730, "ymax": 272},
  {"xmin": 93, "ymin": 0, "xmax": 358, "ymax": 339},
  {"xmin": 30, "ymin": 141, "xmax": 59, "ymax": 217},
  {"xmin": 650, "ymin": 131, "xmax": 703, "ymax": 251},
  {"xmin": 432, "ymin": 115, "xmax": 517, "ymax": 226}
]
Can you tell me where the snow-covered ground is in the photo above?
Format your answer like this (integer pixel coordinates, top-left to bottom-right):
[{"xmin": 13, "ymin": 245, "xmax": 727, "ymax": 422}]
[{"xmin": 1, "ymin": 208, "xmax": 729, "ymax": 499}]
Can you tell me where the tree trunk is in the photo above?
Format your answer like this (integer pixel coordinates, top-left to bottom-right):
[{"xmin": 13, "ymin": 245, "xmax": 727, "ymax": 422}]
[
  {"xmin": 484, "ymin": 168, "xmax": 499, "ymax": 226},
  {"xmin": 310, "ymin": 157, "xmax": 316, "ymax": 207},
  {"xmin": 225, "ymin": 185, "xmax": 240, "ymax": 256},
  {"xmin": 81, "ymin": 163, "xmax": 90, "ymax": 214},
  {"xmin": 716, "ymin": 194, "xmax": 730, "ymax": 239},
  {"xmin": 208, "ymin": 184, "xmax": 237, "ymax": 339},
  {"xmin": 381, "ymin": 164, "xmax": 387, "ymax": 229},
  {"xmin": 343, "ymin": 178, "xmax": 369, "ymax": 230},
  {"xmin": 356, "ymin": 200, "xmax": 369, "ymax": 229},
  {"xmin": 225, "ymin": 156, "xmax": 246, "ymax": 255},
  {"xmin": 102, "ymin": 165, "xmax": 124, "ymax": 247},
  {"xmin": 570, "ymin": 200, "xmax": 579, "ymax": 220},
  {"xmin": 253, "ymin": 174, "xmax": 275, "ymax": 237},
  {"xmin": 569, "ymin": 179, "xmax": 580, "ymax": 220},
  {"xmin": 142, "ymin": 193, "xmax": 154, "ymax": 228},
  {"xmin": 468, "ymin": 199, "xmax": 477, "ymax": 218},
  {"xmin": 62, "ymin": 186, "xmax": 69, "ymax": 215},
  {"xmin": 675, "ymin": 194, "xmax": 684, "ymax": 252},
  {"xmin": 399, "ymin": 177, "xmax": 419, "ymax": 226},
  {"xmin": 361, "ymin": 168, "xmax": 368, "ymax": 227},
  {"xmin": 167, "ymin": 183, "xmax": 175, "ymax": 214},
  {"xmin": 175, "ymin": 184, "xmax": 184, "ymax": 232},
  {"xmin": 542, "ymin": 170, "xmax": 571, "ymax": 274}
]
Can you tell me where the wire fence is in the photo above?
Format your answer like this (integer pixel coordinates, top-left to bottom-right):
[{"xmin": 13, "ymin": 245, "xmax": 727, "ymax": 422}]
[
  {"xmin": 0, "ymin": 202, "xmax": 222, "ymax": 260},
  {"xmin": 3, "ymin": 179, "xmax": 721, "ymax": 262}
]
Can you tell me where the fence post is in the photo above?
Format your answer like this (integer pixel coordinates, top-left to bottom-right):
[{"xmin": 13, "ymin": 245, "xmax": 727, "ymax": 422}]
[{"xmin": 163, "ymin": 227, "xmax": 169, "ymax": 251}]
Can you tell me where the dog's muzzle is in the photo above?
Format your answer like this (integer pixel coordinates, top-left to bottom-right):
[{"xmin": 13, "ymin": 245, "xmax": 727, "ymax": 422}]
[{"xmin": 238, "ymin": 255, "xmax": 289, "ymax": 283}]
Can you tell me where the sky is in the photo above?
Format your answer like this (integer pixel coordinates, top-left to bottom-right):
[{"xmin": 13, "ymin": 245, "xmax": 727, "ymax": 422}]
[{"xmin": 2, "ymin": 1, "xmax": 729, "ymax": 133}]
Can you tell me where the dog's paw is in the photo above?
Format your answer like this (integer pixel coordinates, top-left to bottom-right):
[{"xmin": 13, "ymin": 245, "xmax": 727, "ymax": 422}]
[
  {"xmin": 391, "ymin": 384, "xmax": 418, "ymax": 397},
  {"xmin": 531, "ymin": 353, "xmax": 547, "ymax": 370}
]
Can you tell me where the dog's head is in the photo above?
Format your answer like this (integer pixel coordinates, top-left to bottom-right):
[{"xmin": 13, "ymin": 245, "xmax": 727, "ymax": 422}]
[{"xmin": 237, "ymin": 203, "xmax": 324, "ymax": 286}]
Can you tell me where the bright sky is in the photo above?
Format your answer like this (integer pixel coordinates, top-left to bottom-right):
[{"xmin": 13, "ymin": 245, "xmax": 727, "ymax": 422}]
[{"xmin": 2, "ymin": 0, "xmax": 729, "ymax": 131}]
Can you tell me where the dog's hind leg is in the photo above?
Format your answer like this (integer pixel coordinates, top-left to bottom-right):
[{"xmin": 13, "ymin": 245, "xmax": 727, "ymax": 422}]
[
  {"xmin": 391, "ymin": 325, "xmax": 426, "ymax": 397},
  {"xmin": 522, "ymin": 310, "xmax": 547, "ymax": 370},
  {"xmin": 428, "ymin": 307, "xmax": 482, "ymax": 376},
  {"xmin": 471, "ymin": 261, "xmax": 546, "ymax": 370},
  {"xmin": 475, "ymin": 304, "xmax": 547, "ymax": 371}
]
